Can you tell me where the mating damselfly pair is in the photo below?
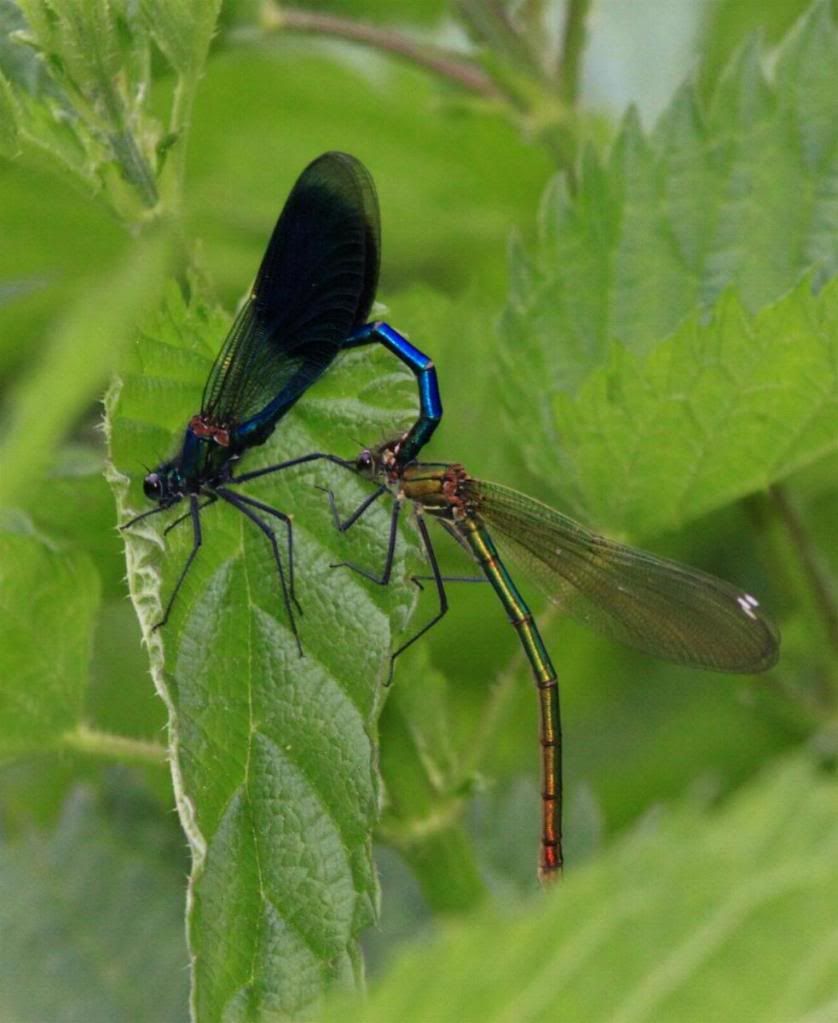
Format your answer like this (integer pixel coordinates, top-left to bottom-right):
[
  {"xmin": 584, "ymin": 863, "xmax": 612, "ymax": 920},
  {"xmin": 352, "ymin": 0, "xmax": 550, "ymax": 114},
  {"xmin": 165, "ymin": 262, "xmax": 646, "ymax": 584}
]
[{"xmin": 122, "ymin": 152, "xmax": 779, "ymax": 881}]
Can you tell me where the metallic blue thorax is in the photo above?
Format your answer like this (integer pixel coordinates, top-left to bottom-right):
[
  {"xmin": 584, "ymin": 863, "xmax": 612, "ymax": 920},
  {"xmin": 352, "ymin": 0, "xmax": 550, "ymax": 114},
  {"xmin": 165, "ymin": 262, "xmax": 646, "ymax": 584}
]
[{"xmin": 177, "ymin": 426, "xmax": 234, "ymax": 490}]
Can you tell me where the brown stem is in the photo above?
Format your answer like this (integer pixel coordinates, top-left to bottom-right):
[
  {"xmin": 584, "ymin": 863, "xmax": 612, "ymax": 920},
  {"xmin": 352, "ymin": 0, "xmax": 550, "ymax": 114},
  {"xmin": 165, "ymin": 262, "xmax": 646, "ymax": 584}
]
[
  {"xmin": 469, "ymin": 0, "xmax": 539, "ymax": 72},
  {"xmin": 262, "ymin": 3, "xmax": 500, "ymax": 99},
  {"xmin": 770, "ymin": 483, "xmax": 838, "ymax": 653}
]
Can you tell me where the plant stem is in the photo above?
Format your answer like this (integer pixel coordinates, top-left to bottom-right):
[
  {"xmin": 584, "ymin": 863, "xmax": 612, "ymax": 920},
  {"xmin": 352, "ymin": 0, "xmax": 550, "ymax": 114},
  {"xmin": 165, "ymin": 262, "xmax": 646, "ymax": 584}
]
[
  {"xmin": 61, "ymin": 724, "xmax": 168, "ymax": 767},
  {"xmin": 261, "ymin": 3, "xmax": 500, "ymax": 99},
  {"xmin": 557, "ymin": 0, "xmax": 591, "ymax": 104},
  {"xmin": 166, "ymin": 73, "xmax": 196, "ymax": 209},
  {"xmin": 769, "ymin": 483, "xmax": 838, "ymax": 654},
  {"xmin": 382, "ymin": 821, "xmax": 488, "ymax": 913},
  {"xmin": 457, "ymin": 0, "xmax": 540, "ymax": 75}
]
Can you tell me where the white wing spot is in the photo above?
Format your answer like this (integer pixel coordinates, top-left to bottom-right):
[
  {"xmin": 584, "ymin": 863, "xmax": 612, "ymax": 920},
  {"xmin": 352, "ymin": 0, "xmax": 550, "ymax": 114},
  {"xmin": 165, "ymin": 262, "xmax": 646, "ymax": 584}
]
[{"xmin": 737, "ymin": 594, "xmax": 758, "ymax": 620}]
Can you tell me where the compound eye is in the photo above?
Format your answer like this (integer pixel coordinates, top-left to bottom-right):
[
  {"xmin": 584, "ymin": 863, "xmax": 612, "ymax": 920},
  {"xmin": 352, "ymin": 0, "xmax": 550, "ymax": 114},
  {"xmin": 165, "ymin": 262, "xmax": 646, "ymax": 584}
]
[
  {"xmin": 356, "ymin": 450, "xmax": 373, "ymax": 471},
  {"xmin": 143, "ymin": 472, "xmax": 163, "ymax": 501}
]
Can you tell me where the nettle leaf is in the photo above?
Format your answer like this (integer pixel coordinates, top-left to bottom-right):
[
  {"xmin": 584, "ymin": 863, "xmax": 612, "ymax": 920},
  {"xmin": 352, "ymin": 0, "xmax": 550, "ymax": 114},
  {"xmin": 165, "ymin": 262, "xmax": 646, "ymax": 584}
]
[
  {"xmin": 0, "ymin": 784, "xmax": 189, "ymax": 1023},
  {"xmin": 37, "ymin": 0, "xmax": 122, "ymax": 95},
  {"xmin": 500, "ymin": 2, "xmax": 838, "ymax": 533},
  {"xmin": 325, "ymin": 754, "xmax": 838, "ymax": 1023},
  {"xmin": 0, "ymin": 522, "xmax": 100, "ymax": 756},
  {"xmin": 9, "ymin": 0, "xmax": 217, "ymax": 216},
  {"xmin": 106, "ymin": 284, "xmax": 420, "ymax": 1021},
  {"xmin": 140, "ymin": 0, "xmax": 221, "ymax": 78},
  {"xmin": 552, "ymin": 278, "xmax": 838, "ymax": 536}
]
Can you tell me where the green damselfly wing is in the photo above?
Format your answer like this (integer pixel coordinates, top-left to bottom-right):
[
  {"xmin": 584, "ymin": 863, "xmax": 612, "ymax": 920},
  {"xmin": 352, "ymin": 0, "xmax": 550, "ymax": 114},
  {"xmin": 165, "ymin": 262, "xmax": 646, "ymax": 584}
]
[{"xmin": 466, "ymin": 479, "xmax": 779, "ymax": 673}]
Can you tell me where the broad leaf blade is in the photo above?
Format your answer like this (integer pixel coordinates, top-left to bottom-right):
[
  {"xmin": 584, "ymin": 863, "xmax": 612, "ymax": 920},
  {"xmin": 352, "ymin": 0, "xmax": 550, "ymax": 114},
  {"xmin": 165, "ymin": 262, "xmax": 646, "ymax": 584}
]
[
  {"xmin": 551, "ymin": 279, "xmax": 838, "ymax": 535},
  {"xmin": 140, "ymin": 0, "xmax": 220, "ymax": 77},
  {"xmin": 500, "ymin": 4, "xmax": 838, "ymax": 533},
  {"xmin": 325, "ymin": 754, "xmax": 838, "ymax": 1023},
  {"xmin": 106, "ymin": 286, "xmax": 418, "ymax": 1021}
]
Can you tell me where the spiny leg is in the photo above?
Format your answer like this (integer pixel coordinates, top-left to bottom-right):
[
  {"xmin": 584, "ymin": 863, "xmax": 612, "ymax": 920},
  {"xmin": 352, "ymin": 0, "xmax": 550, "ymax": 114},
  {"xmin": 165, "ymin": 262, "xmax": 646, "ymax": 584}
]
[
  {"xmin": 216, "ymin": 488, "xmax": 303, "ymax": 657},
  {"xmin": 412, "ymin": 574, "xmax": 487, "ymax": 589},
  {"xmin": 229, "ymin": 451, "xmax": 354, "ymax": 487},
  {"xmin": 120, "ymin": 502, "xmax": 176, "ymax": 531},
  {"xmin": 153, "ymin": 494, "xmax": 203, "ymax": 632},
  {"xmin": 322, "ymin": 486, "xmax": 452, "ymax": 659},
  {"xmin": 163, "ymin": 495, "xmax": 218, "ymax": 537},
  {"xmin": 320, "ymin": 483, "xmax": 387, "ymax": 533},
  {"xmin": 385, "ymin": 512, "xmax": 449, "ymax": 682},
  {"xmin": 220, "ymin": 489, "xmax": 302, "ymax": 616},
  {"xmin": 330, "ymin": 497, "xmax": 402, "ymax": 585},
  {"xmin": 328, "ymin": 501, "xmax": 452, "ymax": 684},
  {"xmin": 411, "ymin": 521, "xmax": 487, "ymax": 588}
]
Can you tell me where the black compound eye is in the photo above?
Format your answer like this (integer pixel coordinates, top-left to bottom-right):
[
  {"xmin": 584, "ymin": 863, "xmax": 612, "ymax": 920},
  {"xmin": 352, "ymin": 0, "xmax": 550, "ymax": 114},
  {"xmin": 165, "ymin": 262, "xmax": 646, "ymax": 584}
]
[
  {"xmin": 356, "ymin": 450, "xmax": 373, "ymax": 472},
  {"xmin": 143, "ymin": 473, "xmax": 164, "ymax": 501}
]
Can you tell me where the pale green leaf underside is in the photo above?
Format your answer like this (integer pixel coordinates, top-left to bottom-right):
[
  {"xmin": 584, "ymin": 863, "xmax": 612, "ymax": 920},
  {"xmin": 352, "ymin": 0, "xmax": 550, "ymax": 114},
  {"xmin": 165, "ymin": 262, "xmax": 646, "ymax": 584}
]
[
  {"xmin": 501, "ymin": 3, "xmax": 838, "ymax": 533},
  {"xmin": 106, "ymin": 288, "xmax": 420, "ymax": 1021},
  {"xmin": 325, "ymin": 754, "xmax": 838, "ymax": 1023}
]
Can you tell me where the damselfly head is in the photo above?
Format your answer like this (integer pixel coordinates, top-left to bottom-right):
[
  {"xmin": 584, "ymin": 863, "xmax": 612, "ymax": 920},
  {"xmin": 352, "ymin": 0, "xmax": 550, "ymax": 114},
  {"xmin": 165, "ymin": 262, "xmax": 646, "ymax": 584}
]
[
  {"xmin": 354, "ymin": 437, "xmax": 402, "ymax": 479},
  {"xmin": 143, "ymin": 463, "xmax": 180, "ymax": 506},
  {"xmin": 355, "ymin": 448, "xmax": 375, "ymax": 475}
]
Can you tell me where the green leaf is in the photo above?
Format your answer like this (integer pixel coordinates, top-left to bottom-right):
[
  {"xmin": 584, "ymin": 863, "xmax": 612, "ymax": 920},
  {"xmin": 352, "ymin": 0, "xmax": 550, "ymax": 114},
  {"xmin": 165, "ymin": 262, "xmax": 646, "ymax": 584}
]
[
  {"xmin": 106, "ymin": 284, "xmax": 420, "ymax": 1020},
  {"xmin": 32, "ymin": 0, "xmax": 122, "ymax": 95},
  {"xmin": 500, "ymin": 3, "xmax": 838, "ymax": 532},
  {"xmin": 0, "ymin": 232, "xmax": 170, "ymax": 509},
  {"xmin": 140, "ymin": 0, "xmax": 221, "ymax": 77},
  {"xmin": 324, "ymin": 753, "xmax": 838, "ymax": 1023},
  {"xmin": 0, "ymin": 524, "xmax": 100, "ymax": 756},
  {"xmin": 697, "ymin": 0, "xmax": 814, "ymax": 98},
  {"xmin": 0, "ymin": 782, "xmax": 189, "ymax": 1022},
  {"xmin": 551, "ymin": 278, "xmax": 838, "ymax": 536},
  {"xmin": 11, "ymin": 0, "xmax": 166, "ymax": 214}
]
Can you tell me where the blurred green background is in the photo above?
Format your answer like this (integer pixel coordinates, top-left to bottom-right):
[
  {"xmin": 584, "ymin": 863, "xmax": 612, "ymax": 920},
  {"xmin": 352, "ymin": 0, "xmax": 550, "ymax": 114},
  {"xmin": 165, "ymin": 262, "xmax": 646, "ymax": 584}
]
[{"xmin": 1, "ymin": 1, "xmax": 836, "ymax": 1021}]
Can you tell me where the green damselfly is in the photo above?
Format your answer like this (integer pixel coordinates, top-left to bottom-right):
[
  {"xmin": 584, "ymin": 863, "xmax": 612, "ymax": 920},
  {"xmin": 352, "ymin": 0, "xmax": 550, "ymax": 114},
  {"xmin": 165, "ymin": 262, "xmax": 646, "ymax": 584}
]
[{"xmin": 328, "ymin": 440, "xmax": 780, "ymax": 881}]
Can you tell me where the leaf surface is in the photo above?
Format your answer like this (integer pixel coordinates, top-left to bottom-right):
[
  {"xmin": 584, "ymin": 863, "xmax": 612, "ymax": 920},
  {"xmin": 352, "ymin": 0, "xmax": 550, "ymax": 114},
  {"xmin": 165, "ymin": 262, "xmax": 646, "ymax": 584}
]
[
  {"xmin": 500, "ymin": 4, "xmax": 838, "ymax": 534},
  {"xmin": 107, "ymin": 286, "xmax": 419, "ymax": 1020},
  {"xmin": 326, "ymin": 755, "xmax": 838, "ymax": 1023}
]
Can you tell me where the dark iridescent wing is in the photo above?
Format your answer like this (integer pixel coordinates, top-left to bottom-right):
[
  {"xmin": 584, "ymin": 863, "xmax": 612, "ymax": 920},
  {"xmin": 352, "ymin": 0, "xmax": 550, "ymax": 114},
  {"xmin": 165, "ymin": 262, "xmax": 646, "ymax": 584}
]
[
  {"xmin": 470, "ymin": 480, "xmax": 779, "ymax": 673},
  {"xmin": 201, "ymin": 151, "xmax": 380, "ymax": 435}
]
